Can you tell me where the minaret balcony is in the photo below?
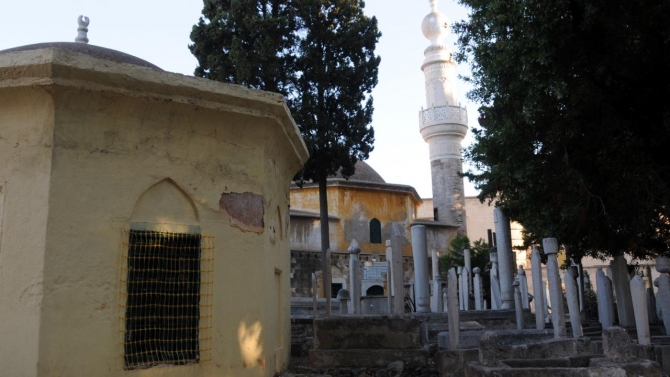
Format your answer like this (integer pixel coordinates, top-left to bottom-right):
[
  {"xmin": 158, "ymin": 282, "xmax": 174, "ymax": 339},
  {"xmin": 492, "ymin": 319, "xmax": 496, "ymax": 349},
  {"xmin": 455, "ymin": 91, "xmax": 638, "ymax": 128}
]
[{"xmin": 419, "ymin": 105, "xmax": 468, "ymax": 138}]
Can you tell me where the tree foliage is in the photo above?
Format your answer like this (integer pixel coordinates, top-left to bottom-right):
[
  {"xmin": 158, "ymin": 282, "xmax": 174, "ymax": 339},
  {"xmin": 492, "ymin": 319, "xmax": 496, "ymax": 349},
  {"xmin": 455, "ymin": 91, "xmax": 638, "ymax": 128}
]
[
  {"xmin": 190, "ymin": 1, "xmax": 380, "ymax": 303},
  {"xmin": 454, "ymin": 0, "xmax": 670, "ymax": 259},
  {"xmin": 439, "ymin": 235, "xmax": 491, "ymax": 306},
  {"xmin": 189, "ymin": 0, "xmax": 296, "ymax": 94}
]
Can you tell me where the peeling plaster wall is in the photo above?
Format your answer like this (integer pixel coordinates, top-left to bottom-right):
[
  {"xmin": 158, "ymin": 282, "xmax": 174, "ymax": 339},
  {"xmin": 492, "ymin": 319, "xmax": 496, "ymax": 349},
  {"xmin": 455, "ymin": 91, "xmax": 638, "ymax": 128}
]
[{"xmin": 290, "ymin": 185, "xmax": 418, "ymax": 256}]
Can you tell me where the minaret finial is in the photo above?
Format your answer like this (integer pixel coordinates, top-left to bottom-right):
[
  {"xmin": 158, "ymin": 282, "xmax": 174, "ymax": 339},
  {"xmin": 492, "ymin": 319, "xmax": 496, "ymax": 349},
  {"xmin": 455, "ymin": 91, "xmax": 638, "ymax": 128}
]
[
  {"xmin": 429, "ymin": 0, "xmax": 438, "ymax": 11},
  {"xmin": 75, "ymin": 15, "xmax": 90, "ymax": 44}
]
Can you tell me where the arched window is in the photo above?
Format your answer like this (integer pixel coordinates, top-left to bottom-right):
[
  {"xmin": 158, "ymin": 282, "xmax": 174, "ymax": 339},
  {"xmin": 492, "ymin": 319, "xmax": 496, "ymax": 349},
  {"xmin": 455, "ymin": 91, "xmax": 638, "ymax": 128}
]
[
  {"xmin": 366, "ymin": 285, "xmax": 384, "ymax": 296},
  {"xmin": 369, "ymin": 218, "xmax": 381, "ymax": 244}
]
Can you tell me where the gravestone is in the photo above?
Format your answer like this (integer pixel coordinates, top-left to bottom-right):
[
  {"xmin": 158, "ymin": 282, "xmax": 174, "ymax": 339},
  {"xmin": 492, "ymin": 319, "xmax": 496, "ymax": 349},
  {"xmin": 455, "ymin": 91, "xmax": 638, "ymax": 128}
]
[{"xmin": 544, "ymin": 237, "xmax": 566, "ymax": 338}]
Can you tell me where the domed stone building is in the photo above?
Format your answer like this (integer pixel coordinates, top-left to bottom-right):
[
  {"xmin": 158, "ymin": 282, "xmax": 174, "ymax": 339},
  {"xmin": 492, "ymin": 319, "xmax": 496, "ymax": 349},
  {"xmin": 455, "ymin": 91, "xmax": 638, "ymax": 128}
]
[
  {"xmin": 0, "ymin": 37, "xmax": 307, "ymax": 376},
  {"xmin": 289, "ymin": 161, "xmax": 456, "ymax": 300}
]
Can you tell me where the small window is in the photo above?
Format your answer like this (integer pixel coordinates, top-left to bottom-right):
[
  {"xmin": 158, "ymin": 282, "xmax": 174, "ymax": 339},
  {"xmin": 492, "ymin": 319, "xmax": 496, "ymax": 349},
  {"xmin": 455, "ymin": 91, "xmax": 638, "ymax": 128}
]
[
  {"xmin": 366, "ymin": 285, "xmax": 384, "ymax": 296},
  {"xmin": 331, "ymin": 283, "xmax": 343, "ymax": 298},
  {"xmin": 123, "ymin": 230, "xmax": 202, "ymax": 369},
  {"xmin": 369, "ymin": 218, "xmax": 382, "ymax": 244}
]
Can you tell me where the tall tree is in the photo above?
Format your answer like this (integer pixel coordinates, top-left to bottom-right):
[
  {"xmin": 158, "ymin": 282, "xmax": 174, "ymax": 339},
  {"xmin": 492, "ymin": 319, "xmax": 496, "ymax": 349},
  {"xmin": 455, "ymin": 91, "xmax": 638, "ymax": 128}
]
[
  {"xmin": 189, "ymin": 0, "xmax": 381, "ymax": 304},
  {"xmin": 189, "ymin": 0, "xmax": 296, "ymax": 94},
  {"xmin": 291, "ymin": 0, "xmax": 380, "ymax": 303},
  {"xmin": 454, "ymin": 0, "xmax": 670, "ymax": 259}
]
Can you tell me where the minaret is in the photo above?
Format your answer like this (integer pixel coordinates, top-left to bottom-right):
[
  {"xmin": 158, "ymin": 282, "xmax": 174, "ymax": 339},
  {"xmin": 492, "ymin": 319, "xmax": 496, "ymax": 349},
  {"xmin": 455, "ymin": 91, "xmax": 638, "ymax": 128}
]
[{"xmin": 419, "ymin": 0, "xmax": 468, "ymax": 234}]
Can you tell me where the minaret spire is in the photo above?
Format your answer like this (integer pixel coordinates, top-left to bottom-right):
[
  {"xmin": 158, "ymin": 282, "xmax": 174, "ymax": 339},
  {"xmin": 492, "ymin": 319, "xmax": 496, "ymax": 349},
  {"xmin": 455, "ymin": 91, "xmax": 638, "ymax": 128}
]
[{"xmin": 418, "ymin": 1, "xmax": 468, "ymax": 234}]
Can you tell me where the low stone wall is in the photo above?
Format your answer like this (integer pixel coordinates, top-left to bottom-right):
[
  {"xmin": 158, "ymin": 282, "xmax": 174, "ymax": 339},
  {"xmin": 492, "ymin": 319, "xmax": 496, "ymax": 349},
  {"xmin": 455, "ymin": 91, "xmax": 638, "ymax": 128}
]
[{"xmin": 313, "ymin": 315, "xmax": 423, "ymax": 350}]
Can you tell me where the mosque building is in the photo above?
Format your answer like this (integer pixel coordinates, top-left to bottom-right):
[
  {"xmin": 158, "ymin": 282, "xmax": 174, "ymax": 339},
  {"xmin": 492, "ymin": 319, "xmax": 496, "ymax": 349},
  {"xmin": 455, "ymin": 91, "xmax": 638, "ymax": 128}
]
[{"xmin": 287, "ymin": 0, "xmax": 523, "ymax": 301}]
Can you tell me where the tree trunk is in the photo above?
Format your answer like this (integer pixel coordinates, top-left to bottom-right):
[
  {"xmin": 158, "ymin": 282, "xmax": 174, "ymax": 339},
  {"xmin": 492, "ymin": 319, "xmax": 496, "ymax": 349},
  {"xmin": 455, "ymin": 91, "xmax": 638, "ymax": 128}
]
[{"xmin": 318, "ymin": 175, "xmax": 331, "ymax": 315}]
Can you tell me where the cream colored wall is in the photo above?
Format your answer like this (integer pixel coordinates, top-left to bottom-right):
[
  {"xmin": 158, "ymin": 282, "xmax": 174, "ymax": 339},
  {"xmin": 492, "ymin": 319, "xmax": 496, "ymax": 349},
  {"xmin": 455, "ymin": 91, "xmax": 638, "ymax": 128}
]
[
  {"xmin": 0, "ymin": 87, "xmax": 54, "ymax": 377},
  {"xmin": 1, "ymin": 48, "xmax": 306, "ymax": 377},
  {"xmin": 290, "ymin": 185, "xmax": 420, "ymax": 256}
]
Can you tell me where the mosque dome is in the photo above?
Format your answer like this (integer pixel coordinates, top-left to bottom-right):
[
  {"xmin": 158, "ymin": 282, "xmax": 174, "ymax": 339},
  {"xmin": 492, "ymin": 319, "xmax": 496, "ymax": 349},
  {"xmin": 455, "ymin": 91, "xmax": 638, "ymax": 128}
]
[
  {"xmin": 421, "ymin": 8, "xmax": 450, "ymax": 45},
  {"xmin": 0, "ymin": 42, "xmax": 162, "ymax": 71},
  {"xmin": 330, "ymin": 160, "xmax": 386, "ymax": 184}
]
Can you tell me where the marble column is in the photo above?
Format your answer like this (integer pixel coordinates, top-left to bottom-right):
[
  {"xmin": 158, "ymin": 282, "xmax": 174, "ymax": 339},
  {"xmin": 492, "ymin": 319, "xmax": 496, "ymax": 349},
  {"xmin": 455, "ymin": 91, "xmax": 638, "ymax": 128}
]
[
  {"xmin": 463, "ymin": 267, "xmax": 470, "ymax": 311},
  {"xmin": 630, "ymin": 275, "xmax": 651, "ymax": 345},
  {"xmin": 513, "ymin": 279, "xmax": 524, "ymax": 330},
  {"xmin": 531, "ymin": 246, "xmax": 545, "ymax": 329},
  {"xmin": 387, "ymin": 259, "xmax": 393, "ymax": 314},
  {"xmin": 348, "ymin": 239, "xmax": 362, "ymax": 314},
  {"xmin": 491, "ymin": 274, "xmax": 503, "ymax": 310},
  {"xmin": 610, "ymin": 255, "xmax": 635, "ymax": 327},
  {"xmin": 312, "ymin": 272, "xmax": 319, "ymax": 316},
  {"xmin": 457, "ymin": 266, "xmax": 464, "ymax": 310},
  {"xmin": 325, "ymin": 248, "xmax": 332, "ymax": 315},
  {"xmin": 490, "ymin": 252, "xmax": 500, "ymax": 310},
  {"xmin": 391, "ymin": 225, "xmax": 405, "ymax": 315},
  {"xmin": 544, "ymin": 237, "xmax": 566, "ymax": 338},
  {"xmin": 596, "ymin": 267, "xmax": 614, "ymax": 329},
  {"xmin": 474, "ymin": 267, "xmax": 483, "ymax": 310},
  {"xmin": 655, "ymin": 278, "xmax": 663, "ymax": 321},
  {"xmin": 464, "ymin": 248, "xmax": 472, "ymax": 294},
  {"xmin": 412, "ymin": 225, "xmax": 431, "ymax": 313},
  {"xmin": 644, "ymin": 265, "xmax": 657, "ymax": 323},
  {"xmin": 435, "ymin": 276, "xmax": 444, "ymax": 313},
  {"xmin": 494, "ymin": 208, "xmax": 514, "ymax": 309},
  {"xmin": 656, "ymin": 256, "xmax": 670, "ymax": 332},
  {"xmin": 447, "ymin": 268, "xmax": 460, "ymax": 349},
  {"xmin": 518, "ymin": 266, "xmax": 529, "ymax": 309},
  {"xmin": 337, "ymin": 289, "xmax": 350, "ymax": 315},
  {"xmin": 564, "ymin": 267, "xmax": 583, "ymax": 339},
  {"xmin": 431, "ymin": 249, "xmax": 440, "ymax": 312}
]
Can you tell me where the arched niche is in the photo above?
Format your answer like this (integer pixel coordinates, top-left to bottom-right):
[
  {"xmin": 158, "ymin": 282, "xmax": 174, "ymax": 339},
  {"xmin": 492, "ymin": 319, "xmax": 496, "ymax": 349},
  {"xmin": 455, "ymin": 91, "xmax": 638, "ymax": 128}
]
[{"xmin": 130, "ymin": 178, "xmax": 199, "ymax": 232}]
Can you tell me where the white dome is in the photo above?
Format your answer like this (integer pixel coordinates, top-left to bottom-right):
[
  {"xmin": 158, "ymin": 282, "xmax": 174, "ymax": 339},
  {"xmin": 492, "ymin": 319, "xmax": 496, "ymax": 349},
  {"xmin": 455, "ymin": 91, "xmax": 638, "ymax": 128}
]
[{"xmin": 421, "ymin": 10, "xmax": 449, "ymax": 45}]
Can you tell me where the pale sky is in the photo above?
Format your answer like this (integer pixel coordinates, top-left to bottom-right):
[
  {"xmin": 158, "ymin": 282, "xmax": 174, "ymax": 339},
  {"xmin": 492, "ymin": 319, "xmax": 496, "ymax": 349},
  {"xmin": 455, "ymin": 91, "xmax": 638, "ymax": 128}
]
[{"xmin": 0, "ymin": 0, "xmax": 479, "ymax": 198}]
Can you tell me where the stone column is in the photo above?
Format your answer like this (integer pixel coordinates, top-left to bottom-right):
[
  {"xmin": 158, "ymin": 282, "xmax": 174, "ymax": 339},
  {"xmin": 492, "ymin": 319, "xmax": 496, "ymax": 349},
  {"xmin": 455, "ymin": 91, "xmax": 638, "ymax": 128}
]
[
  {"xmin": 312, "ymin": 272, "xmax": 319, "ymax": 316},
  {"xmin": 656, "ymin": 257, "xmax": 670, "ymax": 332},
  {"xmin": 447, "ymin": 268, "xmax": 460, "ymax": 349},
  {"xmin": 462, "ymin": 267, "xmax": 470, "ymax": 311},
  {"xmin": 348, "ymin": 239, "xmax": 362, "ymax": 314},
  {"xmin": 391, "ymin": 225, "xmax": 405, "ymax": 315},
  {"xmin": 490, "ymin": 252, "xmax": 500, "ymax": 309},
  {"xmin": 630, "ymin": 275, "xmax": 651, "ymax": 345},
  {"xmin": 644, "ymin": 265, "xmax": 657, "ymax": 324},
  {"xmin": 610, "ymin": 255, "xmax": 635, "ymax": 327},
  {"xmin": 491, "ymin": 274, "xmax": 503, "ymax": 310},
  {"xmin": 411, "ymin": 225, "xmax": 431, "ymax": 313},
  {"xmin": 518, "ymin": 266, "xmax": 529, "ymax": 309},
  {"xmin": 457, "ymin": 266, "xmax": 464, "ymax": 310},
  {"xmin": 531, "ymin": 246, "xmax": 545, "ymax": 329},
  {"xmin": 655, "ymin": 278, "xmax": 663, "ymax": 321},
  {"xmin": 564, "ymin": 267, "xmax": 583, "ymax": 339},
  {"xmin": 325, "ymin": 248, "xmax": 332, "ymax": 315},
  {"xmin": 431, "ymin": 249, "xmax": 440, "ymax": 312},
  {"xmin": 577, "ymin": 262, "xmax": 586, "ymax": 316},
  {"xmin": 337, "ymin": 289, "xmax": 350, "ymax": 315},
  {"xmin": 513, "ymin": 280, "xmax": 524, "ymax": 330},
  {"xmin": 386, "ymin": 260, "xmax": 393, "ymax": 314},
  {"xmin": 544, "ymin": 237, "xmax": 566, "ymax": 338},
  {"xmin": 435, "ymin": 276, "xmax": 444, "ymax": 313},
  {"xmin": 596, "ymin": 267, "xmax": 614, "ymax": 329},
  {"xmin": 474, "ymin": 267, "xmax": 483, "ymax": 310},
  {"xmin": 494, "ymin": 208, "xmax": 514, "ymax": 309},
  {"xmin": 464, "ymin": 248, "xmax": 472, "ymax": 294}
]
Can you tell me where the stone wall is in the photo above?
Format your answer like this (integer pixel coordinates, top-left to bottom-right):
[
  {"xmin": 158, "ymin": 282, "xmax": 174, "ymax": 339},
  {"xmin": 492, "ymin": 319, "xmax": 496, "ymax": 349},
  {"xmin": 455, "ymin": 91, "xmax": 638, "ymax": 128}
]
[{"xmin": 291, "ymin": 250, "xmax": 416, "ymax": 298}]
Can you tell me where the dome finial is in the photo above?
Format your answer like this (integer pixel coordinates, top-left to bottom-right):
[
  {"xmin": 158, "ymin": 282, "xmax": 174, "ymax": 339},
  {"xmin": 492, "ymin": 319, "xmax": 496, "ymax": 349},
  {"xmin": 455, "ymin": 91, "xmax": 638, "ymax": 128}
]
[
  {"xmin": 75, "ymin": 15, "xmax": 90, "ymax": 44},
  {"xmin": 422, "ymin": 1, "xmax": 449, "ymax": 45}
]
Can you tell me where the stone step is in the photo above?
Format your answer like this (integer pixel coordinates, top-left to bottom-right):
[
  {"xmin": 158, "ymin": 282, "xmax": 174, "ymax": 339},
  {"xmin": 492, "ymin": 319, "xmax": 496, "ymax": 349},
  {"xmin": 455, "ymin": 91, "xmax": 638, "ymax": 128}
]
[
  {"xmin": 308, "ymin": 348, "xmax": 429, "ymax": 368},
  {"xmin": 313, "ymin": 316, "xmax": 423, "ymax": 350}
]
